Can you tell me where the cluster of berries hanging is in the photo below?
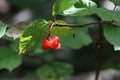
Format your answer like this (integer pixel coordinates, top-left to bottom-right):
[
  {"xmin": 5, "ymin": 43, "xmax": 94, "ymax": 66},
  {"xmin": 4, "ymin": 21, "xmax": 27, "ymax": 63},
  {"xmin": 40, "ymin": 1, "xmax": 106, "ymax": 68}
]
[
  {"xmin": 42, "ymin": 36, "xmax": 61, "ymax": 50},
  {"xmin": 42, "ymin": 21, "xmax": 61, "ymax": 50}
]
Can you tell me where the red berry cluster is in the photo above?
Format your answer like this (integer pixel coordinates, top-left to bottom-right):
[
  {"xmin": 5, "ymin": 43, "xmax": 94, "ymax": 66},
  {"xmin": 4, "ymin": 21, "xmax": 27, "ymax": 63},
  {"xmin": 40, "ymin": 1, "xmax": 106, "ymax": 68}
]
[{"xmin": 42, "ymin": 36, "xmax": 61, "ymax": 50}]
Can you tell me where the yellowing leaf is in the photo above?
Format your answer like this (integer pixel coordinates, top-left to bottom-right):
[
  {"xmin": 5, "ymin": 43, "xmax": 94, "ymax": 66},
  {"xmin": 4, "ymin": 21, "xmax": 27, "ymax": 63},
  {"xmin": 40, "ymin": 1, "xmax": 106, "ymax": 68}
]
[{"xmin": 19, "ymin": 36, "xmax": 32, "ymax": 54}]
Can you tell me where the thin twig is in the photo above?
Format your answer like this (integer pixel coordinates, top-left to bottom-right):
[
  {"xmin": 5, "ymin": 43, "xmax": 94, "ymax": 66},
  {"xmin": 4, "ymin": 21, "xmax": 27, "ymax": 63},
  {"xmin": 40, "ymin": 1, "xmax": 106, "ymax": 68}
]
[
  {"xmin": 53, "ymin": 21, "xmax": 120, "ymax": 28},
  {"xmin": 53, "ymin": 22, "xmax": 102, "ymax": 27},
  {"xmin": 47, "ymin": 22, "xmax": 55, "ymax": 38},
  {"xmin": 95, "ymin": 22, "xmax": 104, "ymax": 80}
]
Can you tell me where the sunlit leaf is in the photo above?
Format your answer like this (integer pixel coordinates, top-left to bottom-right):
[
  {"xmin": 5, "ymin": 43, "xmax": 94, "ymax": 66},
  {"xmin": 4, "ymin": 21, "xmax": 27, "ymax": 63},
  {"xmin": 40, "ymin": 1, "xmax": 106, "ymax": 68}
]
[
  {"xmin": 53, "ymin": 0, "xmax": 96, "ymax": 16},
  {"xmin": 52, "ymin": 0, "xmax": 78, "ymax": 16},
  {"xmin": 74, "ymin": 0, "xmax": 97, "ymax": 8},
  {"xmin": 19, "ymin": 36, "xmax": 32, "ymax": 54}
]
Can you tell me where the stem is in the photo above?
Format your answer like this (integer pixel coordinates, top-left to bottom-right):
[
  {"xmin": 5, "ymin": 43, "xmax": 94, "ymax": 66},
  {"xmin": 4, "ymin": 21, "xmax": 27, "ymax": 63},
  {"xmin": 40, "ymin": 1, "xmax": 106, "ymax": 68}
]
[
  {"xmin": 54, "ymin": 17, "xmax": 57, "ymax": 22},
  {"xmin": 94, "ymin": 1, "xmax": 103, "ymax": 80},
  {"xmin": 95, "ymin": 23, "xmax": 104, "ymax": 80},
  {"xmin": 50, "ymin": 22, "xmax": 55, "ymax": 31},
  {"xmin": 95, "ymin": 3, "xmax": 117, "ymax": 80},
  {"xmin": 53, "ymin": 21, "xmax": 120, "ymax": 28},
  {"xmin": 47, "ymin": 22, "xmax": 55, "ymax": 38}
]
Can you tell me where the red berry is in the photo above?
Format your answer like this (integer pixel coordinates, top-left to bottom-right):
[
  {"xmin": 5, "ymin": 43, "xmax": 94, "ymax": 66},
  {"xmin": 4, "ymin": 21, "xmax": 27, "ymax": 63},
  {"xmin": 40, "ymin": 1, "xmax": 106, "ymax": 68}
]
[
  {"xmin": 42, "ymin": 39, "xmax": 50, "ymax": 50},
  {"xmin": 50, "ymin": 36, "xmax": 60, "ymax": 48},
  {"xmin": 53, "ymin": 36, "xmax": 60, "ymax": 43},
  {"xmin": 55, "ymin": 43, "xmax": 61, "ymax": 50},
  {"xmin": 42, "ymin": 36, "xmax": 61, "ymax": 50},
  {"xmin": 50, "ymin": 41, "xmax": 58, "ymax": 48}
]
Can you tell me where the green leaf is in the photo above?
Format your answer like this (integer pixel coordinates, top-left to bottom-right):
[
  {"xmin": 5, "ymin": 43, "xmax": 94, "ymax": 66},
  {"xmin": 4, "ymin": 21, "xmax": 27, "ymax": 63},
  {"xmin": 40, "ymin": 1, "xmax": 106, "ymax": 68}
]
[
  {"xmin": 52, "ymin": 27, "xmax": 74, "ymax": 36},
  {"xmin": 63, "ymin": 7, "xmax": 120, "ymax": 24},
  {"xmin": 52, "ymin": 0, "xmax": 97, "ymax": 16},
  {"xmin": 19, "ymin": 20, "xmax": 49, "ymax": 54},
  {"xmin": 60, "ymin": 28, "xmax": 92, "ymax": 49},
  {"xmin": 53, "ymin": 0, "xmax": 96, "ymax": 16},
  {"xmin": 104, "ymin": 25, "xmax": 120, "ymax": 51},
  {"xmin": 94, "ymin": 8, "xmax": 120, "ymax": 23},
  {"xmin": 109, "ymin": 0, "xmax": 120, "ymax": 6},
  {"xmin": 0, "ymin": 21, "xmax": 8, "ymax": 38},
  {"xmin": 74, "ymin": 0, "xmax": 97, "ymax": 8},
  {"xmin": 51, "ymin": 20, "xmax": 74, "ymax": 36},
  {"xmin": 63, "ymin": 7, "xmax": 94, "ymax": 16},
  {"xmin": 52, "ymin": 0, "xmax": 78, "ymax": 16},
  {"xmin": 55, "ymin": 0, "xmax": 120, "ymax": 23},
  {"xmin": 0, "ymin": 47, "xmax": 22, "ymax": 71},
  {"xmin": 36, "ymin": 62, "xmax": 73, "ymax": 80}
]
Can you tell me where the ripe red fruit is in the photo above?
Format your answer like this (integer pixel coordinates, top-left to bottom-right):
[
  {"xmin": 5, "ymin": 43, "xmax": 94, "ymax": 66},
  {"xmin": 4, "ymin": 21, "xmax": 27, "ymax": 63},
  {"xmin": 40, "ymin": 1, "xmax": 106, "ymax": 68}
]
[
  {"xmin": 50, "ymin": 41, "xmax": 58, "ymax": 48},
  {"xmin": 42, "ymin": 36, "xmax": 61, "ymax": 50},
  {"xmin": 42, "ymin": 39, "xmax": 51, "ymax": 50},
  {"xmin": 50, "ymin": 36, "xmax": 60, "ymax": 48},
  {"xmin": 55, "ymin": 43, "xmax": 61, "ymax": 50},
  {"xmin": 53, "ymin": 36, "xmax": 60, "ymax": 43}
]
